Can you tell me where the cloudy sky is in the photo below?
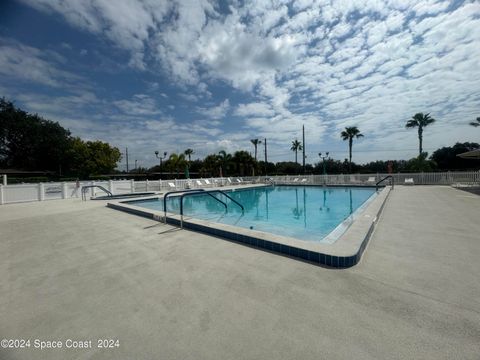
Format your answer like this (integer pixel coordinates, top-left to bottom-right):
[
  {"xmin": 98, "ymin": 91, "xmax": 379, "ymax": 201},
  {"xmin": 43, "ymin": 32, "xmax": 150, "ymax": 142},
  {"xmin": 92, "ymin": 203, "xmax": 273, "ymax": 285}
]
[{"xmin": 1, "ymin": 0, "xmax": 479, "ymax": 169}]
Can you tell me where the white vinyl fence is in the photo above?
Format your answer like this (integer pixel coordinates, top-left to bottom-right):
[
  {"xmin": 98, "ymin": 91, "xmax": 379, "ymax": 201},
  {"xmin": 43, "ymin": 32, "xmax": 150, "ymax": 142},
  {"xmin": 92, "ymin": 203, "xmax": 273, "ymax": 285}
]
[
  {"xmin": 0, "ymin": 171, "xmax": 478, "ymax": 205},
  {"xmin": 270, "ymin": 171, "xmax": 480, "ymax": 186},
  {"xmin": 0, "ymin": 180, "xmax": 133, "ymax": 205}
]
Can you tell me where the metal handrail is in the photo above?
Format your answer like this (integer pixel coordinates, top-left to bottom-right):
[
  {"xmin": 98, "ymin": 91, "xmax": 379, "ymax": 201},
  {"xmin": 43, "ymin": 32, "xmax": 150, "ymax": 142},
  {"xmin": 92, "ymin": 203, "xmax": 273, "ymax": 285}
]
[
  {"xmin": 81, "ymin": 185, "xmax": 113, "ymax": 201},
  {"xmin": 376, "ymin": 175, "xmax": 394, "ymax": 191},
  {"xmin": 163, "ymin": 189, "xmax": 207, "ymax": 222},
  {"xmin": 178, "ymin": 190, "xmax": 245, "ymax": 228},
  {"xmin": 212, "ymin": 190, "xmax": 245, "ymax": 212}
]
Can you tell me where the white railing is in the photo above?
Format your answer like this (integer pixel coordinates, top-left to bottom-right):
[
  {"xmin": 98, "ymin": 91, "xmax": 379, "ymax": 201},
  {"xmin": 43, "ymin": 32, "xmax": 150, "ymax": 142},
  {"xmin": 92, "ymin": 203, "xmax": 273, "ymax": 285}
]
[
  {"xmin": 270, "ymin": 171, "xmax": 480, "ymax": 186},
  {"xmin": 0, "ymin": 172, "xmax": 478, "ymax": 205},
  {"xmin": 0, "ymin": 179, "xmax": 134, "ymax": 205}
]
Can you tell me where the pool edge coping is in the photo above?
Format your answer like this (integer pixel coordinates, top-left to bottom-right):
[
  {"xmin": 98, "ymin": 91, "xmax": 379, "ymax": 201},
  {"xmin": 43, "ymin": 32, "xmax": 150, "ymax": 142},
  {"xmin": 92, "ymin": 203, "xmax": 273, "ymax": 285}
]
[{"xmin": 107, "ymin": 185, "xmax": 391, "ymax": 268}]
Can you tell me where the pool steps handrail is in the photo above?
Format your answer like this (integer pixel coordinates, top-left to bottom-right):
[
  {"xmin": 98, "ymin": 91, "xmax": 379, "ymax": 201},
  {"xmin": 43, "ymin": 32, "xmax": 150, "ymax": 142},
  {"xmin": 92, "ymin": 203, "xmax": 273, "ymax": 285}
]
[
  {"xmin": 163, "ymin": 189, "xmax": 208, "ymax": 222},
  {"xmin": 376, "ymin": 175, "xmax": 394, "ymax": 191},
  {"xmin": 81, "ymin": 185, "xmax": 113, "ymax": 201},
  {"xmin": 166, "ymin": 189, "xmax": 245, "ymax": 228}
]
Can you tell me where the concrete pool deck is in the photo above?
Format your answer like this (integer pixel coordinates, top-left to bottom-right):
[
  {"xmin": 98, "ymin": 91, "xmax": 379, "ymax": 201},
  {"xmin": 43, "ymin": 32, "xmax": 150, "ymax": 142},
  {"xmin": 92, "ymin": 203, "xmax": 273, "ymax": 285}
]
[{"xmin": 1, "ymin": 185, "xmax": 479, "ymax": 359}]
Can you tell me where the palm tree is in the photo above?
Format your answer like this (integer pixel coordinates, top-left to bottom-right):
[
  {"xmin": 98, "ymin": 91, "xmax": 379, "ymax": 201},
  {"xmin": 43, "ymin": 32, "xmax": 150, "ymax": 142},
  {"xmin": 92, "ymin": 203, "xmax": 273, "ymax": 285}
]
[
  {"xmin": 250, "ymin": 139, "xmax": 262, "ymax": 161},
  {"xmin": 201, "ymin": 154, "xmax": 220, "ymax": 177},
  {"xmin": 232, "ymin": 150, "xmax": 255, "ymax": 176},
  {"xmin": 469, "ymin": 117, "xmax": 480, "ymax": 127},
  {"xmin": 218, "ymin": 150, "xmax": 233, "ymax": 176},
  {"xmin": 184, "ymin": 148, "xmax": 194, "ymax": 161},
  {"xmin": 405, "ymin": 113, "xmax": 436, "ymax": 157},
  {"xmin": 341, "ymin": 126, "xmax": 364, "ymax": 173},
  {"xmin": 168, "ymin": 153, "xmax": 187, "ymax": 177},
  {"xmin": 291, "ymin": 139, "xmax": 303, "ymax": 164}
]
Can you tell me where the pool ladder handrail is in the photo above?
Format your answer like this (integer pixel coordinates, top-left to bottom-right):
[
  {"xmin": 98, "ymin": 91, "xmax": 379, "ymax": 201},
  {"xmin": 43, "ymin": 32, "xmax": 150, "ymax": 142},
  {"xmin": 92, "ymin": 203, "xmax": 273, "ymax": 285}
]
[
  {"xmin": 179, "ymin": 190, "xmax": 245, "ymax": 228},
  {"xmin": 81, "ymin": 185, "xmax": 113, "ymax": 201},
  {"xmin": 375, "ymin": 175, "xmax": 394, "ymax": 191},
  {"xmin": 163, "ymin": 189, "xmax": 244, "ymax": 228},
  {"xmin": 163, "ymin": 189, "xmax": 208, "ymax": 222}
]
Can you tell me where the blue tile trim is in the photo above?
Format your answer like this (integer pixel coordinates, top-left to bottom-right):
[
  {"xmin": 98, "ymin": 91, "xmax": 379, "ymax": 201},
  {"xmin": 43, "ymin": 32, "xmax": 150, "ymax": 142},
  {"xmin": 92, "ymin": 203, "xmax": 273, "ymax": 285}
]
[{"xmin": 108, "ymin": 186, "xmax": 392, "ymax": 268}]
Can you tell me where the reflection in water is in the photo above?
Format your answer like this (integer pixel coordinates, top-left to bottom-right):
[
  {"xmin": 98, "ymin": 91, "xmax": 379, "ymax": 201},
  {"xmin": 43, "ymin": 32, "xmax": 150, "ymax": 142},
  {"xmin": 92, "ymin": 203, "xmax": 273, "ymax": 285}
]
[
  {"xmin": 133, "ymin": 185, "xmax": 376, "ymax": 243},
  {"xmin": 349, "ymin": 188, "xmax": 353, "ymax": 215},
  {"xmin": 292, "ymin": 188, "xmax": 303, "ymax": 219},
  {"xmin": 319, "ymin": 188, "xmax": 331, "ymax": 212},
  {"xmin": 303, "ymin": 187, "xmax": 307, "ymax": 227},
  {"xmin": 290, "ymin": 187, "xmax": 308, "ymax": 227}
]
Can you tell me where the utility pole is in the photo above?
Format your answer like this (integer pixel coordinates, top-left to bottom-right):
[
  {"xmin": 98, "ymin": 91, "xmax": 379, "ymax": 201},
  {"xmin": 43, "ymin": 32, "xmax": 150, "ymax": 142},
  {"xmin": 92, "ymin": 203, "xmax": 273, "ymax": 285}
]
[
  {"xmin": 264, "ymin": 138, "xmax": 268, "ymax": 176},
  {"xmin": 302, "ymin": 125, "xmax": 306, "ymax": 174},
  {"xmin": 126, "ymin": 147, "xmax": 129, "ymax": 173}
]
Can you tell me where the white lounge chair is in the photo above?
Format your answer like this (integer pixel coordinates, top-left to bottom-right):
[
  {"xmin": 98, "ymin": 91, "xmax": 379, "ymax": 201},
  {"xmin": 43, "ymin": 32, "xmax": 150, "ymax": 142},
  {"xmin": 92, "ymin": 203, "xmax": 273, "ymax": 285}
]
[
  {"xmin": 293, "ymin": 178, "xmax": 299, "ymax": 183},
  {"xmin": 405, "ymin": 178, "xmax": 414, "ymax": 185},
  {"xmin": 195, "ymin": 180, "xmax": 203, "ymax": 188},
  {"xmin": 367, "ymin": 177, "xmax": 376, "ymax": 184},
  {"xmin": 300, "ymin": 178, "xmax": 307, "ymax": 183},
  {"xmin": 204, "ymin": 179, "xmax": 212, "ymax": 187},
  {"xmin": 349, "ymin": 175, "xmax": 361, "ymax": 184},
  {"xmin": 168, "ymin": 182, "xmax": 176, "ymax": 189}
]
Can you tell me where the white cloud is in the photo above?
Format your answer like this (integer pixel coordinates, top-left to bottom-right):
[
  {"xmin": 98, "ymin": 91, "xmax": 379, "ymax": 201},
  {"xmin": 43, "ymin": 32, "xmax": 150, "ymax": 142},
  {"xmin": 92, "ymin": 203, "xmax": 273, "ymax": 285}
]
[
  {"xmin": 196, "ymin": 99, "xmax": 230, "ymax": 119},
  {"xmin": 234, "ymin": 102, "xmax": 275, "ymax": 117},
  {"xmin": 0, "ymin": 38, "xmax": 83, "ymax": 88},
  {"xmin": 114, "ymin": 94, "xmax": 163, "ymax": 116},
  {"xmin": 11, "ymin": 0, "xmax": 480, "ymax": 163}
]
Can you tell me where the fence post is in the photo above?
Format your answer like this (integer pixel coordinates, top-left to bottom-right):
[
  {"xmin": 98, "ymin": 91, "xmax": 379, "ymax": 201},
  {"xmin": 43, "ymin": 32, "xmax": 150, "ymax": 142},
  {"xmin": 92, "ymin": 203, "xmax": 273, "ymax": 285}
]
[
  {"xmin": 146, "ymin": 179, "xmax": 149, "ymax": 191},
  {"xmin": 39, "ymin": 183, "xmax": 45, "ymax": 201},
  {"xmin": 2, "ymin": 174, "xmax": 6, "ymax": 185},
  {"xmin": 62, "ymin": 182, "xmax": 68, "ymax": 199},
  {"xmin": 91, "ymin": 181, "xmax": 95, "ymax": 197},
  {"xmin": 0, "ymin": 185, "xmax": 4, "ymax": 205},
  {"xmin": 130, "ymin": 179, "xmax": 135, "ymax": 193},
  {"xmin": 108, "ymin": 180, "xmax": 114, "ymax": 194}
]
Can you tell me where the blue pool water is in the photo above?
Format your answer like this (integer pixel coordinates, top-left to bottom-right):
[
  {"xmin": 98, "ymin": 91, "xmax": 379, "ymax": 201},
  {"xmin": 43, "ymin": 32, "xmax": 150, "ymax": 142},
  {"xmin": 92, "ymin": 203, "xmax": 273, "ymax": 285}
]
[{"xmin": 130, "ymin": 186, "xmax": 377, "ymax": 242}]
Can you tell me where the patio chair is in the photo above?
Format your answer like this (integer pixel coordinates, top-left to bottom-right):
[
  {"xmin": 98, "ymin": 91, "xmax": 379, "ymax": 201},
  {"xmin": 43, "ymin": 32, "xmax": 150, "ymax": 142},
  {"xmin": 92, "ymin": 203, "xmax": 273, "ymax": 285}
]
[
  {"xmin": 300, "ymin": 178, "xmax": 307, "ymax": 183},
  {"xmin": 293, "ymin": 178, "xmax": 299, "ymax": 183},
  {"xmin": 168, "ymin": 182, "xmax": 176, "ymax": 189},
  {"xmin": 366, "ymin": 177, "xmax": 376, "ymax": 184},
  {"xmin": 405, "ymin": 178, "xmax": 414, "ymax": 185},
  {"xmin": 204, "ymin": 179, "xmax": 213, "ymax": 187},
  {"xmin": 349, "ymin": 175, "xmax": 361, "ymax": 184},
  {"xmin": 196, "ymin": 180, "xmax": 204, "ymax": 187}
]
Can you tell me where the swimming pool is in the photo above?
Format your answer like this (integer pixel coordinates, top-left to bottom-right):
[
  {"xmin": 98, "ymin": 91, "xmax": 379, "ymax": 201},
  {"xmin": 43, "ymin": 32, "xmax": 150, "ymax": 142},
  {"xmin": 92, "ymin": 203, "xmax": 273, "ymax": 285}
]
[{"xmin": 128, "ymin": 186, "xmax": 377, "ymax": 243}]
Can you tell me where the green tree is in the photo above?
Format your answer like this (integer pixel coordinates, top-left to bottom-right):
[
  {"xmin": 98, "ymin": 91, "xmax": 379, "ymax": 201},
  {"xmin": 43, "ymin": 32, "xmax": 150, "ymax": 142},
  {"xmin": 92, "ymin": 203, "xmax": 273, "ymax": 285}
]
[
  {"xmin": 341, "ymin": 126, "xmax": 364, "ymax": 173},
  {"xmin": 406, "ymin": 152, "xmax": 436, "ymax": 172},
  {"xmin": 0, "ymin": 98, "xmax": 71, "ymax": 173},
  {"xmin": 469, "ymin": 117, "xmax": 480, "ymax": 127},
  {"xmin": 67, "ymin": 138, "xmax": 121, "ymax": 178},
  {"xmin": 232, "ymin": 150, "xmax": 255, "ymax": 176},
  {"xmin": 167, "ymin": 153, "xmax": 187, "ymax": 177},
  {"xmin": 430, "ymin": 142, "xmax": 480, "ymax": 170},
  {"xmin": 276, "ymin": 161, "xmax": 301, "ymax": 175},
  {"xmin": 250, "ymin": 139, "xmax": 262, "ymax": 161},
  {"xmin": 184, "ymin": 148, "xmax": 194, "ymax": 161},
  {"xmin": 405, "ymin": 113, "xmax": 436, "ymax": 157},
  {"xmin": 201, "ymin": 154, "xmax": 221, "ymax": 177},
  {"xmin": 290, "ymin": 139, "xmax": 303, "ymax": 164},
  {"xmin": 218, "ymin": 150, "xmax": 233, "ymax": 176}
]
